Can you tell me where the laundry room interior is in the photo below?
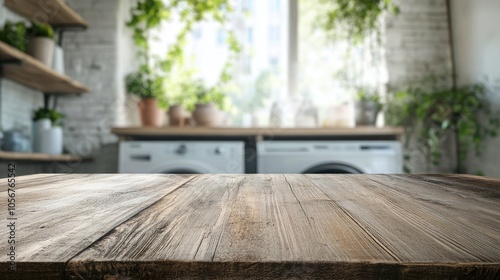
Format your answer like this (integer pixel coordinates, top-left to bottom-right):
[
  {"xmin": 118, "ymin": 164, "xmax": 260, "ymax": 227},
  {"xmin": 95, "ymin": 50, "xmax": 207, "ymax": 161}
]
[{"xmin": 0, "ymin": 0, "xmax": 499, "ymax": 178}]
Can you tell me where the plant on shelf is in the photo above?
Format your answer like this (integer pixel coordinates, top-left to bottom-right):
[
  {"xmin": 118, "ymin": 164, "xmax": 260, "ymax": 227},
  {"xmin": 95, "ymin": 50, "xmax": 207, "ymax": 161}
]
[
  {"xmin": 27, "ymin": 22, "xmax": 56, "ymax": 67},
  {"xmin": 386, "ymin": 75, "xmax": 500, "ymax": 174},
  {"xmin": 126, "ymin": 64, "xmax": 166, "ymax": 127},
  {"xmin": 354, "ymin": 87, "xmax": 382, "ymax": 126},
  {"xmin": 189, "ymin": 79, "xmax": 228, "ymax": 127},
  {"xmin": 28, "ymin": 22, "xmax": 55, "ymax": 39},
  {"xmin": 312, "ymin": 0, "xmax": 400, "ymax": 43},
  {"xmin": 33, "ymin": 107, "xmax": 64, "ymax": 126},
  {"xmin": 0, "ymin": 21, "xmax": 28, "ymax": 52},
  {"xmin": 32, "ymin": 107, "xmax": 65, "ymax": 155}
]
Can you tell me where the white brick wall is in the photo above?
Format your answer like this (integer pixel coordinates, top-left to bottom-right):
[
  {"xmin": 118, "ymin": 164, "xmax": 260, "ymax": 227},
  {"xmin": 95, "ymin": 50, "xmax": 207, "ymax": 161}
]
[
  {"xmin": 60, "ymin": 0, "xmax": 122, "ymax": 152},
  {"xmin": 385, "ymin": 0, "xmax": 452, "ymax": 90},
  {"xmin": 385, "ymin": 0, "xmax": 454, "ymax": 173}
]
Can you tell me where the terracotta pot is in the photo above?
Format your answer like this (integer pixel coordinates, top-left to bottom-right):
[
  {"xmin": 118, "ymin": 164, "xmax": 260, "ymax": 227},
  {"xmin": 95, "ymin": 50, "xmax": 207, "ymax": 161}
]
[
  {"xmin": 192, "ymin": 103, "xmax": 222, "ymax": 127},
  {"xmin": 167, "ymin": 105, "xmax": 187, "ymax": 127},
  {"xmin": 28, "ymin": 37, "xmax": 55, "ymax": 67},
  {"xmin": 138, "ymin": 98, "xmax": 164, "ymax": 127}
]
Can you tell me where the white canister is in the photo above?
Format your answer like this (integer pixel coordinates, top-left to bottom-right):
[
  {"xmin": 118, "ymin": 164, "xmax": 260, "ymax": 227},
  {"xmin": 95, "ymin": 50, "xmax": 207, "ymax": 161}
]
[
  {"xmin": 33, "ymin": 119, "xmax": 52, "ymax": 152},
  {"xmin": 52, "ymin": 46, "xmax": 65, "ymax": 74},
  {"xmin": 38, "ymin": 126, "xmax": 63, "ymax": 155}
]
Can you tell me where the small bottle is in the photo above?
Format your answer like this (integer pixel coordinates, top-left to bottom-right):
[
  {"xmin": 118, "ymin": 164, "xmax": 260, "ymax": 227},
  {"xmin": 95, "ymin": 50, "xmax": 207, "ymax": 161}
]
[{"xmin": 295, "ymin": 99, "xmax": 319, "ymax": 128}]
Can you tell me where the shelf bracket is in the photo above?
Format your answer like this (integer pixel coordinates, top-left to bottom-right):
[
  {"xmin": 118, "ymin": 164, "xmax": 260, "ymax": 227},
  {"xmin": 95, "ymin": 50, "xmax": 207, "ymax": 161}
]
[
  {"xmin": 54, "ymin": 26, "xmax": 87, "ymax": 47},
  {"xmin": 43, "ymin": 94, "xmax": 60, "ymax": 110},
  {"xmin": 0, "ymin": 59, "xmax": 22, "ymax": 67}
]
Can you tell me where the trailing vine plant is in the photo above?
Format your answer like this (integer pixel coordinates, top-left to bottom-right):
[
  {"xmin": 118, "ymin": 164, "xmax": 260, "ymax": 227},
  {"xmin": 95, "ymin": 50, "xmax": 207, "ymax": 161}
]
[
  {"xmin": 386, "ymin": 75, "xmax": 500, "ymax": 174},
  {"xmin": 311, "ymin": 0, "xmax": 399, "ymax": 43}
]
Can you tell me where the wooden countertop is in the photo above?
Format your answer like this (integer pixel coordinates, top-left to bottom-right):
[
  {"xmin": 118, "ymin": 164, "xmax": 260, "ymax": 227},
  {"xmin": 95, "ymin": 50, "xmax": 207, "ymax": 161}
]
[
  {"xmin": 1, "ymin": 174, "xmax": 499, "ymax": 279},
  {"xmin": 112, "ymin": 126, "xmax": 404, "ymax": 138}
]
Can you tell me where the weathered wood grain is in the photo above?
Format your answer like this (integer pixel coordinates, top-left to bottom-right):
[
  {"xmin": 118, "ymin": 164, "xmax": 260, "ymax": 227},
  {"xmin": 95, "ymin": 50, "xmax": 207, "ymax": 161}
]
[
  {"xmin": 306, "ymin": 174, "xmax": 500, "ymax": 263},
  {"xmin": 0, "ymin": 174, "xmax": 195, "ymax": 279},
  {"xmin": 1, "ymin": 174, "xmax": 499, "ymax": 279},
  {"xmin": 213, "ymin": 175, "xmax": 395, "ymax": 262}
]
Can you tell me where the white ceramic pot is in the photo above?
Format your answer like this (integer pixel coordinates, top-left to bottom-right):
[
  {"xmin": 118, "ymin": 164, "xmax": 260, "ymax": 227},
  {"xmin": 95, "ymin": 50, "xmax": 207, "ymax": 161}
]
[
  {"xmin": 52, "ymin": 45, "xmax": 65, "ymax": 74},
  {"xmin": 32, "ymin": 119, "xmax": 52, "ymax": 152},
  {"xmin": 39, "ymin": 126, "xmax": 63, "ymax": 155},
  {"xmin": 28, "ymin": 37, "xmax": 55, "ymax": 67}
]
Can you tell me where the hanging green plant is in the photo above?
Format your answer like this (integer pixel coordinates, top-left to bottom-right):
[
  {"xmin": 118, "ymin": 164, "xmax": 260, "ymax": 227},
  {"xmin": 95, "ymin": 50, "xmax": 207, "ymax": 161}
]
[
  {"xmin": 125, "ymin": 0, "xmax": 241, "ymax": 110},
  {"xmin": 126, "ymin": 0, "xmax": 236, "ymax": 67},
  {"xmin": 311, "ymin": 0, "xmax": 399, "ymax": 42},
  {"xmin": 386, "ymin": 75, "xmax": 500, "ymax": 174}
]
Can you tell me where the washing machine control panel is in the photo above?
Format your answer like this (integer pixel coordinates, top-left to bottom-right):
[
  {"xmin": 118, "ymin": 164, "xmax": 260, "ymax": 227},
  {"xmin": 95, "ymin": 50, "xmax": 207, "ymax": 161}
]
[{"xmin": 119, "ymin": 141, "xmax": 245, "ymax": 174}]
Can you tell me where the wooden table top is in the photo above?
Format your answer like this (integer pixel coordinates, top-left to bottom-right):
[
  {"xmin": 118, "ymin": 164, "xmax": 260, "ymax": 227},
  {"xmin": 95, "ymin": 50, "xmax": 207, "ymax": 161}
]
[{"xmin": 1, "ymin": 174, "xmax": 499, "ymax": 279}]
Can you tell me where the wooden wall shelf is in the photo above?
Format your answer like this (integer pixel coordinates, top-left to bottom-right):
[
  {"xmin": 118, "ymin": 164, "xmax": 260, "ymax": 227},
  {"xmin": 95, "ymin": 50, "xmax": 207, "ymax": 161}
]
[
  {"xmin": 0, "ymin": 42, "xmax": 89, "ymax": 94},
  {"xmin": 0, "ymin": 151, "xmax": 90, "ymax": 162},
  {"xmin": 112, "ymin": 127, "xmax": 405, "ymax": 138},
  {"xmin": 5, "ymin": 0, "xmax": 88, "ymax": 28}
]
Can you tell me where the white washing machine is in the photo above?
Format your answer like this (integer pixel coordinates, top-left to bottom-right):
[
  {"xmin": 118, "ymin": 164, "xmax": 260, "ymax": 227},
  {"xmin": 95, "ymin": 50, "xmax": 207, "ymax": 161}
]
[
  {"xmin": 258, "ymin": 141, "xmax": 402, "ymax": 174},
  {"xmin": 119, "ymin": 141, "xmax": 245, "ymax": 174}
]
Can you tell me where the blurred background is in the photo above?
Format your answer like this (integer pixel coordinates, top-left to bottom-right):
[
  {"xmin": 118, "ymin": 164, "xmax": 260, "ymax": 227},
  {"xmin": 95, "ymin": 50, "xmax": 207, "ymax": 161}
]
[{"xmin": 0, "ymin": 0, "xmax": 498, "ymax": 177}]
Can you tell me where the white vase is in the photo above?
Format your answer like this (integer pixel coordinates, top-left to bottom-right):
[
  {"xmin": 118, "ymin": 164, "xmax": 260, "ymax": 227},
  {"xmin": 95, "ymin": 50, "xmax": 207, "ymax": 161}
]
[
  {"xmin": 39, "ymin": 126, "xmax": 63, "ymax": 155},
  {"xmin": 33, "ymin": 119, "xmax": 52, "ymax": 153},
  {"xmin": 52, "ymin": 46, "xmax": 65, "ymax": 74},
  {"xmin": 28, "ymin": 37, "xmax": 55, "ymax": 67}
]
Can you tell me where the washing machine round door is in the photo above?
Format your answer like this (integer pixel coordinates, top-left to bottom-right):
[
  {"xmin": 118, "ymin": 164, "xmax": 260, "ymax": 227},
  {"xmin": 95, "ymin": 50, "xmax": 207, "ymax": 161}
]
[
  {"xmin": 163, "ymin": 169, "xmax": 201, "ymax": 174},
  {"xmin": 151, "ymin": 161, "xmax": 217, "ymax": 174},
  {"xmin": 303, "ymin": 164, "xmax": 363, "ymax": 174}
]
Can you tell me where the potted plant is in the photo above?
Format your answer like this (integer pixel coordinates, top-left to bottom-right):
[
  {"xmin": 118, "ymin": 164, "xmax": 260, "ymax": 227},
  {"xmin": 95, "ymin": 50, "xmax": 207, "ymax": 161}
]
[
  {"xmin": 0, "ymin": 21, "xmax": 28, "ymax": 52},
  {"xmin": 191, "ymin": 81, "xmax": 226, "ymax": 127},
  {"xmin": 27, "ymin": 22, "xmax": 55, "ymax": 67},
  {"xmin": 354, "ymin": 88, "xmax": 382, "ymax": 126},
  {"xmin": 32, "ymin": 108, "xmax": 64, "ymax": 155},
  {"xmin": 126, "ymin": 65, "xmax": 165, "ymax": 127},
  {"xmin": 386, "ymin": 75, "xmax": 500, "ymax": 173}
]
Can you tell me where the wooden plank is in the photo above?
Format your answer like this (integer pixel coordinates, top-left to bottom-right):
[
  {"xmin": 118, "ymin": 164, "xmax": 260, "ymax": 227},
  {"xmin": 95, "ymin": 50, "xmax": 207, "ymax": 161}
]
[
  {"xmin": 111, "ymin": 126, "xmax": 404, "ymax": 138},
  {"xmin": 366, "ymin": 174, "xmax": 500, "ymax": 244},
  {"xmin": 67, "ymin": 175, "xmax": 243, "ymax": 277},
  {"xmin": 0, "ymin": 151, "xmax": 90, "ymax": 162},
  {"xmin": 67, "ymin": 175, "xmax": 398, "ymax": 279},
  {"xmin": 0, "ymin": 174, "xmax": 195, "ymax": 279},
  {"xmin": 0, "ymin": 41, "xmax": 89, "ymax": 94},
  {"xmin": 5, "ymin": 0, "xmax": 88, "ymax": 28},
  {"xmin": 213, "ymin": 174, "xmax": 394, "ymax": 262},
  {"xmin": 306, "ymin": 174, "xmax": 500, "ymax": 263}
]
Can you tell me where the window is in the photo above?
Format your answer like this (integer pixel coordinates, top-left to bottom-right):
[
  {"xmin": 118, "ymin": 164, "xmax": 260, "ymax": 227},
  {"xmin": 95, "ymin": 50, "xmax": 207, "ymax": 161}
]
[
  {"xmin": 243, "ymin": 0, "xmax": 254, "ymax": 12},
  {"xmin": 247, "ymin": 27, "xmax": 253, "ymax": 44},
  {"xmin": 268, "ymin": 25, "xmax": 280, "ymax": 45},
  {"xmin": 270, "ymin": 0, "xmax": 280, "ymax": 12},
  {"xmin": 150, "ymin": 0, "xmax": 385, "ymax": 126},
  {"xmin": 216, "ymin": 29, "xmax": 226, "ymax": 47}
]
